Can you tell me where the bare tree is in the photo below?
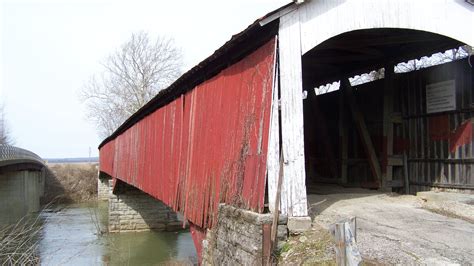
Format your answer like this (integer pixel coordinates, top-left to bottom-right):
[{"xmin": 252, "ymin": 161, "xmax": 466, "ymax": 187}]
[
  {"xmin": 0, "ymin": 103, "xmax": 13, "ymax": 145},
  {"xmin": 80, "ymin": 32, "xmax": 183, "ymax": 138}
]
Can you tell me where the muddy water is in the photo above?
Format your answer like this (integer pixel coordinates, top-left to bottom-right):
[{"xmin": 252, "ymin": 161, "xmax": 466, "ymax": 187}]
[{"xmin": 39, "ymin": 202, "xmax": 197, "ymax": 265}]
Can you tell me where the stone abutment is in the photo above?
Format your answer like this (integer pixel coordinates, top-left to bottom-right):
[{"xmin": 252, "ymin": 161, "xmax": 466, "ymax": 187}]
[
  {"xmin": 108, "ymin": 181, "xmax": 183, "ymax": 233},
  {"xmin": 201, "ymin": 204, "xmax": 288, "ymax": 265}
]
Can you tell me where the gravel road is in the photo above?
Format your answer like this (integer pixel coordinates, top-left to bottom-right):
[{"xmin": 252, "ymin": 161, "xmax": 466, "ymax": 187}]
[{"xmin": 307, "ymin": 185, "xmax": 474, "ymax": 265}]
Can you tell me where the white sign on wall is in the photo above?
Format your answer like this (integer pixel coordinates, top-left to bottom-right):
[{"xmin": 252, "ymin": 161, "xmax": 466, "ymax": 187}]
[{"xmin": 426, "ymin": 80, "xmax": 456, "ymax": 114}]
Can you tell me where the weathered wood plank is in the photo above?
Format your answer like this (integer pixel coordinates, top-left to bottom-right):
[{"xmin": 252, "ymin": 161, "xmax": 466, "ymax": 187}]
[
  {"xmin": 334, "ymin": 222, "xmax": 346, "ymax": 266},
  {"xmin": 279, "ymin": 10, "xmax": 308, "ymax": 217},
  {"xmin": 404, "ymin": 153, "xmax": 409, "ymax": 194},
  {"xmin": 453, "ymin": 115, "xmax": 459, "ymax": 184},
  {"xmin": 388, "ymin": 155, "xmax": 403, "ymax": 166},
  {"xmin": 383, "ymin": 65, "xmax": 394, "ymax": 188},
  {"xmin": 333, "ymin": 217, "xmax": 362, "ymax": 266},
  {"xmin": 266, "ymin": 49, "xmax": 281, "ymax": 213},
  {"xmin": 270, "ymin": 151, "xmax": 284, "ymax": 254},
  {"xmin": 308, "ymin": 89, "xmax": 338, "ymax": 179},
  {"xmin": 342, "ymin": 79, "xmax": 382, "ymax": 183},
  {"xmin": 339, "ymin": 90, "xmax": 348, "ymax": 184}
]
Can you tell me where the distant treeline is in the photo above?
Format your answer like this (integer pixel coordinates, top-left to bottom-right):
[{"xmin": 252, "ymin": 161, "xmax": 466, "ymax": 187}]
[{"xmin": 45, "ymin": 157, "xmax": 99, "ymax": 164}]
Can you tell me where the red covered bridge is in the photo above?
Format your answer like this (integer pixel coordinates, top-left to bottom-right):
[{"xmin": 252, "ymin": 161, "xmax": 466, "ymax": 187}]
[
  {"xmin": 99, "ymin": 0, "xmax": 473, "ymax": 261},
  {"xmin": 100, "ymin": 38, "xmax": 277, "ymax": 228}
]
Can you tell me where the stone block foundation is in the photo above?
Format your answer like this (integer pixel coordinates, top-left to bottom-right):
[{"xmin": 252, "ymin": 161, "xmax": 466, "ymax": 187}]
[
  {"xmin": 108, "ymin": 183, "xmax": 183, "ymax": 232},
  {"xmin": 97, "ymin": 175, "xmax": 111, "ymax": 201},
  {"xmin": 201, "ymin": 204, "xmax": 288, "ymax": 265},
  {"xmin": 287, "ymin": 216, "xmax": 312, "ymax": 234}
]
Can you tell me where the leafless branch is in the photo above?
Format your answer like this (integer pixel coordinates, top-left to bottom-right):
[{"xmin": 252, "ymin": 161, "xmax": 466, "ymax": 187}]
[
  {"xmin": 80, "ymin": 32, "xmax": 183, "ymax": 138},
  {"xmin": 0, "ymin": 103, "xmax": 13, "ymax": 145}
]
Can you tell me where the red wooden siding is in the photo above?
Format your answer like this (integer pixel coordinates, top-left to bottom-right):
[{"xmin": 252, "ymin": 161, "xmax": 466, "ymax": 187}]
[
  {"xmin": 99, "ymin": 38, "xmax": 276, "ymax": 229},
  {"xmin": 99, "ymin": 140, "xmax": 114, "ymax": 176}
]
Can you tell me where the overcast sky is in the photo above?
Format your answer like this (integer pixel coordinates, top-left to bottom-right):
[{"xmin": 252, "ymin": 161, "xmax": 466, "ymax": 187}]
[{"xmin": 1, "ymin": 0, "xmax": 289, "ymax": 158}]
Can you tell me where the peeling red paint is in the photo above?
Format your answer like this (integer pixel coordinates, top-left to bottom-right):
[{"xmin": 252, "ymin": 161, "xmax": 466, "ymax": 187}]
[
  {"xmin": 450, "ymin": 119, "xmax": 473, "ymax": 153},
  {"xmin": 99, "ymin": 39, "xmax": 276, "ymax": 232},
  {"xmin": 189, "ymin": 222, "xmax": 207, "ymax": 262}
]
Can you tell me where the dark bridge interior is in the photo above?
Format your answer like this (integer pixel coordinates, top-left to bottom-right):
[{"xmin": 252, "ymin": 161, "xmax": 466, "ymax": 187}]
[
  {"xmin": 301, "ymin": 28, "xmax": 472, "ymax": 192},
  {"xmin": 302, "ymin": 28, "xmax": 464, "ymax": 89}
]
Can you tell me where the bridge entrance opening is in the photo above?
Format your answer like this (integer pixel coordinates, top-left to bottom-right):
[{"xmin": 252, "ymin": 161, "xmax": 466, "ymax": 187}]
[{"xmin": 300, "ymin": 28, "xmax": 473, "ymax": 193}]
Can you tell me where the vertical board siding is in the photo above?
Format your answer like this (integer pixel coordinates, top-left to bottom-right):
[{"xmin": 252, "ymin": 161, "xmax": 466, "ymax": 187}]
[
  {"xmin": 398, "ymin": 59, "xmax": 473, "ymax": 192},
  {"xmin": 266, "ymin": 53, "xmax": 280, "ymax": 214},
  {"xmin": 99, "ymin": 140, "xmax": 114, "ymax": 176},
  {"xmin": 99, "ymin": 39, "xmax": 276, "ymax": 229},
  {"xmin": 305, "ymin": 59, "xmax": 472, "ymax": 192},
  {"xmin": 279, "ymin": 10, "xmax": 309, "ymax": 217}
]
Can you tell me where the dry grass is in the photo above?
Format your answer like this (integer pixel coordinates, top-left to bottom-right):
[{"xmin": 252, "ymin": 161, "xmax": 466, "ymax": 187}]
[
  {"xmin": 0, "ymin": 212, "xmax": 45, "ymax": 265},
  {"xmin": 278, "ymin": 224, "xmax": 336, "ymax": 265},
  {"xmin": 43, "ymin": 163, "xmax": 99, "ymax": 203}
]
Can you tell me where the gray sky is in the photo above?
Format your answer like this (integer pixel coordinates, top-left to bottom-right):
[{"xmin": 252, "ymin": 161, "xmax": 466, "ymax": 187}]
[{"xmin": 1, "ymin": 0, "xmax": 289, "ymax": 158}]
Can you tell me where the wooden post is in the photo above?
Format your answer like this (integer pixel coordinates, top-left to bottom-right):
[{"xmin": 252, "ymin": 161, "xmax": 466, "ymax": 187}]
[
  {"xmin": 349, "ymin": 216, "xmax": 356, "ymax": 242},
  {"xmin": 308, "ymin": 89, "xmax": 338, "ymax": 179},
  {"xmin": 334, "ymin": 217, "xmax": 361, "ymax": 266},
  {"xmin": 262, "ymin": 223, "xmax": 272, "ymax": 265},
  {"xmin": 339, "ymin": 88, "xmax": 348, "ymax": 184},
  {"xmin": 403, "ymin": 153, "xmax": 409, "ymax": 194},
  {"xmin": 382, "ymin": 65, "xmax": 394, "ymax": 189},
  {"xmin": 270, "ymin": 150, "xmax": 284, "ymax": 263},
  {"xmin": 341, "ymin": 79, "xmax": 382, "ymax": 184},
  {"xmin": 335, "ymin": 222, "xmax": 346, "ymax": 266}
]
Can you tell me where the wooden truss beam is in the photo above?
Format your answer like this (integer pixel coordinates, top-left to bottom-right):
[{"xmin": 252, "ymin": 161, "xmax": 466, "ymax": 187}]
[{"xmin": 341, "ymin": 79, "xmax": 382, "ymax": 184}]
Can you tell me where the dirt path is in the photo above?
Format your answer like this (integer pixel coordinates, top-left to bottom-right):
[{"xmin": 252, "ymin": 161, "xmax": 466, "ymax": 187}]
[{"xmin": 307, "ymin": 185, "xmax": 474, "ymax": 265}]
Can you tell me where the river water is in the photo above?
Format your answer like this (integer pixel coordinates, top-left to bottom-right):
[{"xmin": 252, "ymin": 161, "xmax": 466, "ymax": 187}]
[{"xmin": 38, "ymin": 202, "xmax": 197, "ymax": 265}]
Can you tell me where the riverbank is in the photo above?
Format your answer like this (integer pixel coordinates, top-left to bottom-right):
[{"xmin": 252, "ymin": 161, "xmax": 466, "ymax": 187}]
[
  {"xmin": 1, "ymin": 161, "xmax": 99, "ymax": 264},
  {"xmin": 42, "ymin": 163, "xmax": 98, "ymax": 203},
  {"xmin": 1, "ymin": 201, "xmax": 197, "ymax": 264},
  {"xmin": 1, "ymin": 163, "xmax": 198, "ymax": 264}
]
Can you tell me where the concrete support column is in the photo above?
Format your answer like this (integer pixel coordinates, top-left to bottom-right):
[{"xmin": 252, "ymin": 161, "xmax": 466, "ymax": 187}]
[
  {"xmin": 108, "ymin": 182, "xmax": 183, "ymax": 233},
  {"xmin": 0, "ymin": 169, "xmax": 44, "ymax": 225}
]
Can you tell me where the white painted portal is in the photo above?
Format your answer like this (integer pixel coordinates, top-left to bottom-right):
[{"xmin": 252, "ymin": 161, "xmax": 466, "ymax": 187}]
[
  {"xmin": 277, "ymin": 9, "xmax": 309, "ymax": 217},
  {"xmin": 271, "ymin": 0, "xmax": 473, "ymax": 218},
  {"xmin": 298, "ymin": 0, "xmax": 474, "ymax": 54}
]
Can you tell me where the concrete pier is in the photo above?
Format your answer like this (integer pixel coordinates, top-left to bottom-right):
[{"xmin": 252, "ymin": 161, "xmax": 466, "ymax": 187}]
[{"xmin": 0, "ymin": 170, "xmax": 45, "ymax": 224}]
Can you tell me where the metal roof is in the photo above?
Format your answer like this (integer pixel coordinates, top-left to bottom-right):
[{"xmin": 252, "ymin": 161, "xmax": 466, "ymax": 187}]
[{"xmin": 0, "ymin": 144, "xmax": 45, "ymax": 169}]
